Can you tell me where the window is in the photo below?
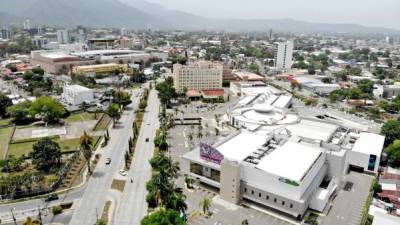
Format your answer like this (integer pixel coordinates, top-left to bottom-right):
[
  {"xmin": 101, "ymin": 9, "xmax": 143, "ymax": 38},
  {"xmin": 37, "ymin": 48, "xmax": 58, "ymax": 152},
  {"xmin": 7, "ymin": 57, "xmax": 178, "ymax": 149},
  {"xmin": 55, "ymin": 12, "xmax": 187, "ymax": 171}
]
[
  {"xmin": 244, "ymin": 188, "xmax": 247, "ymax": 193},
  {"xmin": 290, "ymin": 204, "xmax": 293, "ymax": 208},
  {"xmin": 259, "ymin": 193, "xmax": 261, "ymax": 198},
  {"xmin": 251, "ymin": 190, "xmax": 254, "ymax": 195},
  {"xmin": 274, "ymin": 198, "xmax": 277, "ymax": 203},
  {"xmin": 282, "ymin": 201, "xmax": 285, "ymax": 206},
  {"xmin": 266, "ymin": 196, "xmax": 269, "ymax": 200}
]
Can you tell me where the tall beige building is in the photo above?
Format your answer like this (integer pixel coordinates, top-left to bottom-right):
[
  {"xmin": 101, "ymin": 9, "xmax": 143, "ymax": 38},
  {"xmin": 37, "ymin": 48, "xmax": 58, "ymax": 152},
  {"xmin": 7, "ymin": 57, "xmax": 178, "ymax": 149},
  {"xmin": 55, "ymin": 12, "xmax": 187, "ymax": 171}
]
[{"xmin": 173, "ymin": 61, "xmax": 223, "ymax": 92}]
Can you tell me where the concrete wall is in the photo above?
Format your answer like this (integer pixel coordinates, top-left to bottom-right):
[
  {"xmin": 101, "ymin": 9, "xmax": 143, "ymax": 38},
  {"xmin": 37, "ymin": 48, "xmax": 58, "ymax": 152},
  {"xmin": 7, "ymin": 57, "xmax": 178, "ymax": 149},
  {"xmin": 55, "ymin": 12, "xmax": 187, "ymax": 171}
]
[
  {"xmin": 348, "ymin": 150, "xmax": 380, "ymax": 173},
  {"xmin": 220, "ymin": 159, "xmax": 241, "ymax": 204},
  {"xmin": 241, "ymin": 183, "xmax": 307, "ymax": 218}
]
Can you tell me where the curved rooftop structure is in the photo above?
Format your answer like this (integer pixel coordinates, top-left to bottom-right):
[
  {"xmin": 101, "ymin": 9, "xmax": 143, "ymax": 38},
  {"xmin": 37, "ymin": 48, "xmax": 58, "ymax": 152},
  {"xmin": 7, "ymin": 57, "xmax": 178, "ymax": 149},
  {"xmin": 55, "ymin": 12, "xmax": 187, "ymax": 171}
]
[{"xmin": 227, "ymin": 90, "xmax": 298, "ymax": 129}]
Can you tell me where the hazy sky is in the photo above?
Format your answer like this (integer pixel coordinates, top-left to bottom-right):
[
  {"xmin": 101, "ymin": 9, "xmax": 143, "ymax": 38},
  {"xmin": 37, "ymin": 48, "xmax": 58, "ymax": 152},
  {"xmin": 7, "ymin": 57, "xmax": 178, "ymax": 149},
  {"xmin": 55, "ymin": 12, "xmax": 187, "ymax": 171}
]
[{"xmin": 146, "ymin": 0, "xmax": 400, "ymax": 30}]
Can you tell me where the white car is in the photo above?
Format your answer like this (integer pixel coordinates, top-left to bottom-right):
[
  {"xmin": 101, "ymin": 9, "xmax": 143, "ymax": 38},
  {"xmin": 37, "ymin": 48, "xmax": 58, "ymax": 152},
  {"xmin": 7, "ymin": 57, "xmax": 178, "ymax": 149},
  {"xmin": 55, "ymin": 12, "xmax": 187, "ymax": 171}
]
[{"xmin": 119, "ymin": 170, "xmax": 127, "ymax": 176}]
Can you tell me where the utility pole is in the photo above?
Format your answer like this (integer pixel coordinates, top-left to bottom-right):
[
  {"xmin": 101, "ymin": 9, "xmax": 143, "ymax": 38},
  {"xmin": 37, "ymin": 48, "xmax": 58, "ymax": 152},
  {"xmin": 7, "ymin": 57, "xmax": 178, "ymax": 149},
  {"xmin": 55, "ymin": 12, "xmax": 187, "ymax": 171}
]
[
  {"xmin": 10, "ymin": 208, "xmax": 17, "ymax": 225},
  {"xmin": 38, "ymin": 205, "xmax": 42, "ymax": 223}
]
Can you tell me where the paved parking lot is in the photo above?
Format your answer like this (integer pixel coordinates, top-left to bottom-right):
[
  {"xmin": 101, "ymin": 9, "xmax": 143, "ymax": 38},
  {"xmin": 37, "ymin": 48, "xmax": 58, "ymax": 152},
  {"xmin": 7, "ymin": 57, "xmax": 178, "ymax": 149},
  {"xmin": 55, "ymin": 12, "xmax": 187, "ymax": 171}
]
[
  {"xmin": 185, "ymin": 185, "xmax": 296, "ymax": 225},
  {"xmin": 321, "ymin": 172, "xmax": 373, "ymax": 225}
]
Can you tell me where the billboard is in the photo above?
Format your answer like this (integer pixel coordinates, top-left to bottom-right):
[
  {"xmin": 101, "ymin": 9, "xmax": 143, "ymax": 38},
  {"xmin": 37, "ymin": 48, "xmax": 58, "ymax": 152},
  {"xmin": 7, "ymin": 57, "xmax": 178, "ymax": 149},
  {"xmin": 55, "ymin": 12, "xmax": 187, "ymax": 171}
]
[{"xmin": 200, "ymin": 143, "xmax": 224, "ymax": 164}]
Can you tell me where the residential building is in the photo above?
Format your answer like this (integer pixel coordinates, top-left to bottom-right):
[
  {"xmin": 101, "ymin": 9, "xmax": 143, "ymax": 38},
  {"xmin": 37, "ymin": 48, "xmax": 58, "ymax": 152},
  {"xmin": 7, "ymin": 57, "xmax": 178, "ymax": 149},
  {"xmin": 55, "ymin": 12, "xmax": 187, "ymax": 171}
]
[
  {"xmin": 62, "ymin": 84, "xmax": 94, "ymax": 106},
  {"xmin": 120, "ymin": 28, "xmax": 128, "ymax": 36},
  {"xmin": 173, "ymin": 61, "xmax": 223, "ymax": 92},
  {"xmin": 32, "ymin": 36, "xmax": 48, "ymax": 48},
  {"xmin": 23, "ymin": 19, "xmax": 31, "ymax": 30},
  {"xmin": 274, "ymin": 41, "xmax": 294, "ymax": 69},
  {"xmin": 57, "ymin": 30, "xmax": 70, "ymax": 44},
  {"xmin": 87, "ymin": 38, "xmax": 116, "ymax": 50},
  {"xmin": 0, "ymin": 28, "xmax": 12, "ymax": 40}
]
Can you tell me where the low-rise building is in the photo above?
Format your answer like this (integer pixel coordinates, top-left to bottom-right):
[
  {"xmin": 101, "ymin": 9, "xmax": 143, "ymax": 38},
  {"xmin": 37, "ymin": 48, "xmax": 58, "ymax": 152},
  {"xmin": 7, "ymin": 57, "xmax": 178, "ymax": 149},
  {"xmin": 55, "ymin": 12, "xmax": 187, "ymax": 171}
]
[
  {"xmin": 181, "ymin": 89, "xmax": 385, "ymax": 218},
  {"xmin": 72, "ymin": 63, "xmax": 127, "ymax": 75},
  {"xmin": 62, "ymin": 84, "xmax": 94, "ymax": 106}
]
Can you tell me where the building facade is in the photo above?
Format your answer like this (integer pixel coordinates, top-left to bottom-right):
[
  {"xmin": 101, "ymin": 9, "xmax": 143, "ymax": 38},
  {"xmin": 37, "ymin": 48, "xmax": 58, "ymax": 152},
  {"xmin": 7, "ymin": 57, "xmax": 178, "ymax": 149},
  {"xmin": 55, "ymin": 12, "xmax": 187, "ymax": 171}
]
[
  {"xmin": 62, "ymin": 84, "xmax": 94, "ymax": 106},
  {"xmin": 57, "ymin": 30, "xmax": 70, "ymax": 44},
  {"xmin": 274, "ymin": 41, "xmax": 294, "ymax": 69},
  {"xmin": 173, "ymin": 61, "xmax": 223, "ymax": 92}
]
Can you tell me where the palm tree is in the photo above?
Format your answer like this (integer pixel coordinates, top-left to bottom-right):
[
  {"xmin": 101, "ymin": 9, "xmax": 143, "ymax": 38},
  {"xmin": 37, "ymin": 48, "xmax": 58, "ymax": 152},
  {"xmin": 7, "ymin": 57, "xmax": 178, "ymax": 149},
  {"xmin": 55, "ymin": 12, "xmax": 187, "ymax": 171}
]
[
  {"xmin": 174, "ymin": 107, "xmax": 179, "ymax": 116},
  {"xmin": 80, "ymin": 131, "xmax": 94, "ymax": 174},
  {"xmin": 187, "ymin": 132, "xmax": 193, "ymax": 143},
  {"xmin": 197, "ymin": 131, "xmax": 203, "ymax": 139},
  {"xmin": 107, "ymin": 104, "xmax": 121, "ymax": 127},
  {"xmin": 168, "ymin": 189, "xmax": 187, "ymax": 213},
  {"xmin": 22, "ymin": 217, "xmax": 41, "ymax": 225},
  {"xmin": 199, "ymin": 197, "xmax": 211, "ymax": 215}
]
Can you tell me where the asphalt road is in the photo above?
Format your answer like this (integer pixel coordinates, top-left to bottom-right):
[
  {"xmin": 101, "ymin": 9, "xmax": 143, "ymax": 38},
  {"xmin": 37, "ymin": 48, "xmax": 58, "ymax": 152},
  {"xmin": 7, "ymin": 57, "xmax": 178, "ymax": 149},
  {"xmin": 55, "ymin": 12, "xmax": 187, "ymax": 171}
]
[
  {"xmin": 112, "ymin": 89, "xmax": 160, "ymax": 225},
  {"xmin": 0, "ymin": 186, "xmax": 85, "ymax": 222},
  {"xmin": 68, "ymin": 88, "xmax": 142, "ymax": 225}
]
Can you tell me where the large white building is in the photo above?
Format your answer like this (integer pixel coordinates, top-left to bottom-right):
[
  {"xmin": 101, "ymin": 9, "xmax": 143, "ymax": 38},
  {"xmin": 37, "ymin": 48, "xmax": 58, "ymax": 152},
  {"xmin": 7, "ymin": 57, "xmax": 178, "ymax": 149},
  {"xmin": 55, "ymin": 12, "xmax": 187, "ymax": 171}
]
[
  {"xmin": 62, "ymin": 85, "xmax": 94, "ymax": 106},
  {"xmin": 274, "ymin": 41, "xmax": 294, "ymax": 69},
  {"xmin": 173, "ymin": 61, "xmax": 223, "ymax": 92},
  {"xmin": 181, "ymin": 85, "xmax": 385, "ymax": 219},
  {"xmin": 57, "ymin": 30, "xmax": 70, "ymax": 44}
]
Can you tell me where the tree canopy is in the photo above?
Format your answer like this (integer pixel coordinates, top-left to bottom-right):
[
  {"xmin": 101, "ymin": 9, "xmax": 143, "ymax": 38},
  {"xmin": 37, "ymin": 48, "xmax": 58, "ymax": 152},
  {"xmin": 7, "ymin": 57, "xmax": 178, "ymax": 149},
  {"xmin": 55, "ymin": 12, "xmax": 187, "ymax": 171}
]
[
  {"xmin": 156, "ymin": 77, "xmax": 177, "ymax": 107},
  {"xmin": 385, "ymin": 140, "xmax": 400, "ymax": 168},
  {"xmin": 29, "ymin": 96, "xmax": 66, "ymax": 124},
  {"xmin": 31, "ymin": 137, "xmax": 62, "ymax": 172},
  {"xmin": 0, "ymin": 94, "xmax": 12, "ymax": 118},
  {"xmin": 141, "ymin": 209, "xmax": 186, "ymax": 225}
]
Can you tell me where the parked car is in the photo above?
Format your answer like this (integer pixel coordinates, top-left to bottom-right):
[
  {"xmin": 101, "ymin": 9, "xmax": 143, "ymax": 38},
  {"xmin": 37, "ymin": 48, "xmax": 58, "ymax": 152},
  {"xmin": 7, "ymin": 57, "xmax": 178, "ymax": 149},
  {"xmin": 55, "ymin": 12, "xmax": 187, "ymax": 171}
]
[
  {"xmin": 119, "ymin": 170, "xmax": 127, "ymax": 176},
  {"xmin": 45, "ymin": 194, "xmax": 59, "ymax": 202},
  {"xmin": 105, "ymin": 158, "xmax": 111, "ymax": 165}
]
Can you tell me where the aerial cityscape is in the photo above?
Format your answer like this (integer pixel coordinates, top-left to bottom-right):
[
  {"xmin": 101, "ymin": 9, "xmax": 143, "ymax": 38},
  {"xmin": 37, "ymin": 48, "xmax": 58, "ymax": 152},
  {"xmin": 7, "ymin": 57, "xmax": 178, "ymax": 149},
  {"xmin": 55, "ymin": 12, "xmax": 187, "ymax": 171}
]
[{"xmin": 0, "ymin": 0, "xmax": 400, "ymax": 225}]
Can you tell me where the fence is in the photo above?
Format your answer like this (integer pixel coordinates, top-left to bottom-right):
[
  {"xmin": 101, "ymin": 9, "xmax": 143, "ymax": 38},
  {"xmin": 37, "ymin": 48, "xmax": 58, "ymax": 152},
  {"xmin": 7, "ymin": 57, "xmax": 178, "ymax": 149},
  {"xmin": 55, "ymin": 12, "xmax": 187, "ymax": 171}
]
[{"xmin": 0, "ymin": 150, "xmax": 81, "ymax": 200}]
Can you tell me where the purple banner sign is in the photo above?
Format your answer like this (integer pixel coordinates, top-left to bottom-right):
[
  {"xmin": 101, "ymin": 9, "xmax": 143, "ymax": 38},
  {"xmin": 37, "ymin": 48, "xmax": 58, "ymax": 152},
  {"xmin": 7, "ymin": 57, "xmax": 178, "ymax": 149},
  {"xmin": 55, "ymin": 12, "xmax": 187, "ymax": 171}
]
[{"xmin": 200, "ymin": 143, "xmax": 224, "ymax": 164}]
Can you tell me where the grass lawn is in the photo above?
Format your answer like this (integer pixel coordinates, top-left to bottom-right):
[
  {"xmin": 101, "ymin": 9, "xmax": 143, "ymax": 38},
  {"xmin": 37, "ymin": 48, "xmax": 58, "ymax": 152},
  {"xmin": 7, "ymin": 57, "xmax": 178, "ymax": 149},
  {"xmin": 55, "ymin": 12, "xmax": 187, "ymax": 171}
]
[
  {"xmin": 0, "ymin": 127, "xmax": 14, "ymax": 159},
  {"xmin": 93, "ymin": 114, "xmax": 111, "ymax": 131},
  {"xmin": 64, "ymin": 112, "xmax": 100, "ymax": 124},
  {"xmin": 7, "ymin": 136, "xmax": 101, "ymax": 158},
  {"xmin": 0, "ymin": 118, "xmax": 12, "ymax": 127}
]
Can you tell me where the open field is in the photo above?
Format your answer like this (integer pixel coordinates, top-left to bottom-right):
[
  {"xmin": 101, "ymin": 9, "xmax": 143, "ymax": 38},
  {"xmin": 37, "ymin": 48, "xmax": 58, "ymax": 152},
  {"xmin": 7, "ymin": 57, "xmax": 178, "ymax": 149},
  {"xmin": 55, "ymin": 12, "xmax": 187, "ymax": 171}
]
[
  {"xmin": 0, "ymin": 126, "xmax": 14, "ymax": 158},
  {"xmin": 7, "ymin": 136, "xmax": 101, "ymax": 158},
  {"xmin": 64, "ymin": 112, "xmax": 100, "ymax": 124},
  {"xmin": 0, "ymin": 118, "xmax": 12, "ymax": 127}
]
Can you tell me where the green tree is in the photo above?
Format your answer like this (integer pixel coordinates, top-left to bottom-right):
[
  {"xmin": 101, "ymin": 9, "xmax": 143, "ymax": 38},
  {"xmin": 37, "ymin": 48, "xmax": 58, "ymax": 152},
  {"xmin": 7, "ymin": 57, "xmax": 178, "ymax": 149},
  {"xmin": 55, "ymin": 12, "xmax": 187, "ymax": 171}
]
[
  {"xmin": 21, "ymin": 217, "xmax": 41, "ymax": 225},
  {"xmin": 107, "ymin": 104, "xmax": 121, "ymax": 127},
  {"xmin": 31, "ymin": 138, "xmax": 61, "ymax": 172},
  {"xmin": 6, "ymin": 64, "xmax": 18, "ymax": 72},
  {"xmin": 29, "ymin": 96, "xmax": 66, "ymax": 124},
  {"xmin": 0, "ymin": 94, "xmax": 12, "ymax": 118},
  {"xmin": 385, "ymin": 140, "xmax": 400, "ymax": 168},
  {"xmin": 141, "ymin": 209, "xmax": 186, "ymax": 225},
  {"xmin": 156, "ymin": 78, "xmax": 177, "ymax": 107},
  {"xmin": 381, "ymin": 119, "xmax": 400, "ymax": 146},
  {"xmin": 6, "ymin": 101, "xmax": 32, "ymax": 124},
  {"xmin": 80, "ymin": 131, "xmax": 94, "ymax": 174}
]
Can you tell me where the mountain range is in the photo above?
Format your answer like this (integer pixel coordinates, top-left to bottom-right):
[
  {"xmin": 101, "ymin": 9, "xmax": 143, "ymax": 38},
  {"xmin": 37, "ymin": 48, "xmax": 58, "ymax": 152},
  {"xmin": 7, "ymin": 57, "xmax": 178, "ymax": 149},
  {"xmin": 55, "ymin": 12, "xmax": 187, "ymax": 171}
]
[{"xmin": 0, "ymin": 0, "xmax": 398, "ymax": 34}]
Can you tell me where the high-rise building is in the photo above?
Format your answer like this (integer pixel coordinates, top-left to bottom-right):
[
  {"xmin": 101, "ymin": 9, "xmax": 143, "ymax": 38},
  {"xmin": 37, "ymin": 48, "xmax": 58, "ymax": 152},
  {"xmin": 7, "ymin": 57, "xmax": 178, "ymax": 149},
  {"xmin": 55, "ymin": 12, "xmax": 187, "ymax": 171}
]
[
  {"xmin": 23, "ymin": 19, "xmax": 31, "ymax": 30},
  {"xmin": 120, "ymin": 28, "xmax": 128, "ymax": 36},
  {"xmin": 0, "ymin": 27, "xmax": 12, "ymax": 40},
  {"xmin": 57, "ymin": 30, "xmax": 70, "ymax": 44},
  {"xmin": 274, "ymin": 41, "xmax": 294, "ymax": 69},
  {"xmin": 32, "ymin": 36, "xmax": 48, "ymax": 48},
  {"xmin": 173, "ymin": 61, "xmax": 223, "ymax": 92}
]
